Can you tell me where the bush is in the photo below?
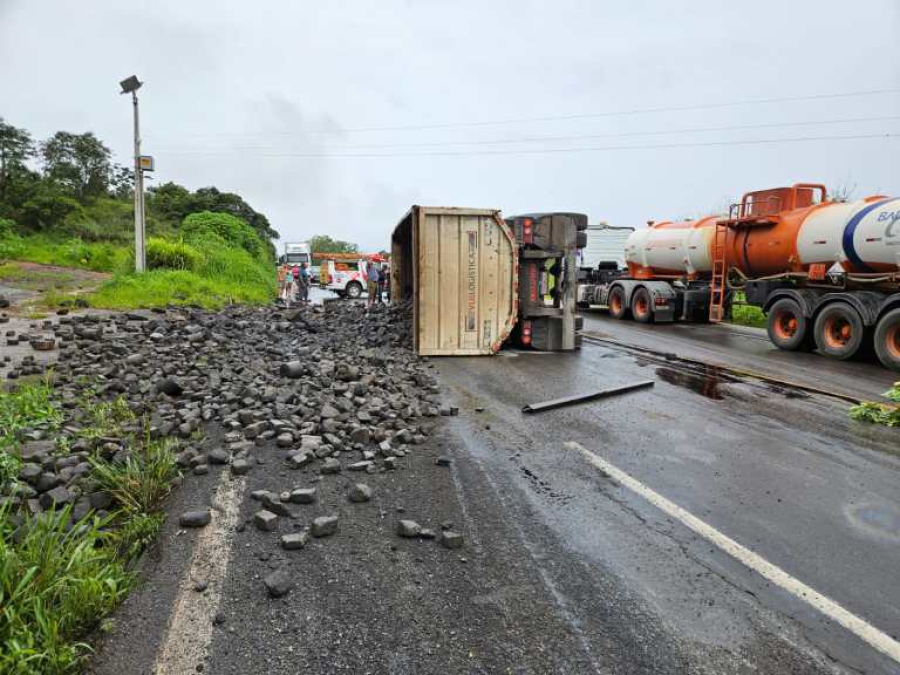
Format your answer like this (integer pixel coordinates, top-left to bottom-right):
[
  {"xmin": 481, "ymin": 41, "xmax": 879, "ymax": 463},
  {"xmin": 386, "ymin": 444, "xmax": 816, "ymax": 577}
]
[
  {"xmin": 181, "ymin": 211, "xmax": 265, "ymax": 259},
  {"xmin": 0, "ymin": 218, "xmax": 15, "ymax": 239},
  {"xmin": 20, "ymin": 189, "xmax": 85, "ymax": 233},
  {"xmin": 145, "ymin": 238, "xmax": 202, "ymax": 271}
]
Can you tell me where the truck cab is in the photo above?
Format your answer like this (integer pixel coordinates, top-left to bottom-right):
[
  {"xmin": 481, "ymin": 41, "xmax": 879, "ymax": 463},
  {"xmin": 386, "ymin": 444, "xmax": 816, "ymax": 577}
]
[
  {"xmin": 322, "ymin": 258, "xmax": 369, "ymax": 299},
  {"xmin": 280, "ymin": 242, "xmax": 311, "ymax": 267}
]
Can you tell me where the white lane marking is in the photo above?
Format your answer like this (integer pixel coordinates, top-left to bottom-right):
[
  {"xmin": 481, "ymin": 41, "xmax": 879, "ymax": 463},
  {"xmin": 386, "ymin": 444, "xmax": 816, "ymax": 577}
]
[
  {"xmin": 153, "ymin": 474, "xmax": 246, "ymax": 675},
  {"xmin": 565, "ymin": 441, "xmax": 900, "ymax": 665}
]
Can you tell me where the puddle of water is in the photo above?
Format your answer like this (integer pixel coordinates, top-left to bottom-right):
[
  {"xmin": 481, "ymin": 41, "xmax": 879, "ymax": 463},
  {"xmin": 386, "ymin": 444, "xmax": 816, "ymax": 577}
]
[
  {"xmin": 845, "ymin": 502, "xmax": 900, "ymax": 543},
  {"xmin": 653, "ymin": 363, "xmax": 740, "ymax": 401}
]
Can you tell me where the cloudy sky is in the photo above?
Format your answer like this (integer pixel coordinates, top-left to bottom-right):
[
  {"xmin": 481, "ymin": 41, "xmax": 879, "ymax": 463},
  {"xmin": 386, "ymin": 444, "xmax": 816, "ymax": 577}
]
[{"xmin": 1, "ymin": 0, "xmax": 898, "ymax": 251}]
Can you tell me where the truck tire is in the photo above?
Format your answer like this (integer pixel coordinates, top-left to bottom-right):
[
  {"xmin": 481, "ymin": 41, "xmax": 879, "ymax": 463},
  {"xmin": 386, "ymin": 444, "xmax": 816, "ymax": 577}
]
[
  {"xmin": 608, "ymin": 286, "xmax": 628, "ymax": 320},
  {"xmin": 346, "ymin": 281, "xmax": 363, "ymax": 299},
  {"xmin": 873, "ymin": 308, "xmax": 900, "ymax": 372},
  {"xmin": 766, "ymin": 298, "xmax": 810, "ymax": 351},
  {"xmin": 632, "ymin": 287, "xmax": 653, "ymax": 323},
  {"xmin": 814, "ymin": 303, "xmax": 864, "ymax": 360}
]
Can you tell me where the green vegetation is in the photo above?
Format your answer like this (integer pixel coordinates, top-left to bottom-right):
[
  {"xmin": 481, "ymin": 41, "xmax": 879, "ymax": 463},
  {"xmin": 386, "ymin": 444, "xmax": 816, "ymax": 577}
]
[
  {"xmin": 0, "ymin": 506, "xmax": 133, "ymax": 674},
  {"xmin": 0, "ymin": 117, "xmax": 278, "ymax": 309},
  {"xmin": 0, "ymin": 235, "xmax": 127, "ymax": 273},
  {"xmin": 849, "ymin": 382, "xmax": 900, "ymax": 427},
  {"xmin": 308, "ymin": 234, "xmax": 359, "ymax": 255},
  {"xmin": 0, "ymin": 378, "xmax": 63, "ymax": 455},
  {"xmin": 90, "ymin": 437, "xmax": 179, "ymax": 517},
  {"xmin": 727, "ymin": 293, "xmax": 767, "ymax": 329},
  {"xmin": 0, "ymin": 382, "xmax": 181, "ymax": 673}
]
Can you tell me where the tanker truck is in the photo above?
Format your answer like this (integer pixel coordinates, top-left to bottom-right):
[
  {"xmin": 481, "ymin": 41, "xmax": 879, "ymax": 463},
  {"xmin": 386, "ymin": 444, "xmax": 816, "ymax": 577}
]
[{"xmin": 577, "ymin": 183, "xmax": 900, "ymax": 371}]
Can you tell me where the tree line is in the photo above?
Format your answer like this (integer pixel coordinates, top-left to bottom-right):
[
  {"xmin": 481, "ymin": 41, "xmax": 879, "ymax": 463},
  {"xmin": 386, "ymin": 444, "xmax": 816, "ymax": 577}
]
[{"xmin": 0, "ymin": 117, "xmax": 277, "ymax": 248}]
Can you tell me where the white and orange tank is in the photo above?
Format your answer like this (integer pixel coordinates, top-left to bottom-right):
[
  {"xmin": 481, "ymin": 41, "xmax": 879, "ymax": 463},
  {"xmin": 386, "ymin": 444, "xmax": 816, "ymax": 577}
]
[{"xmin": 626, "ymin": 184, "xmax": 899, "ymax": 279}]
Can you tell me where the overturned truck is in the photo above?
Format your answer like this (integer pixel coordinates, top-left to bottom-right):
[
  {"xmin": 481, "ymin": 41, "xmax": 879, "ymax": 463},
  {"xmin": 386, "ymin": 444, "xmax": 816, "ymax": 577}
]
[{"xmin": 391, "ymin": 206, "xmax": 585, "ymax": 355}]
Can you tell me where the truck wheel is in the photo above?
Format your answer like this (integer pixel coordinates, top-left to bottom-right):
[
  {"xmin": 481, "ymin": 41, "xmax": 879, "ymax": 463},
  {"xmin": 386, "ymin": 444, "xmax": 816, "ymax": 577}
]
[
  {"xmin": 608, "ymin": 286, "xmax": 628, "ymax": 320},
  {"xmin": 346, "ymin": 281, "xmax": 363, "ymax": 299},
  {"xmin": 874, "ymin": 308, "xmax": 900, "ymax": 371},
  {"xmin": 766, "ymin": 298, "xmax": 810, "ymax": 351},
  {"xmin": 814, "ymin": 303, "xmax": 864, "ymax": 360},
  {"xmin": 632, "ymin": 287, "xmax": 653, "ymax": 323}
]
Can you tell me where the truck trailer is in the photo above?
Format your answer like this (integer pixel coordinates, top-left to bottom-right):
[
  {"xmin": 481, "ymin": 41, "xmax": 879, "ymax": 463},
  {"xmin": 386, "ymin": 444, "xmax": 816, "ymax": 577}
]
[
  {"xmin": 390, "ymin": 206, "xmax": 586, "ymax": 355},
  {"xmin": 578, "ymin": 183, "xmax": 900, "ymax": 371}
]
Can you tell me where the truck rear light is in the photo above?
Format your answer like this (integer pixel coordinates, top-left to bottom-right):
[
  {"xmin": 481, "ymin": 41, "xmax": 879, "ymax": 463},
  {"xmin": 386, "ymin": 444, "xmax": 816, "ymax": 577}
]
[
  {"xmin": 522, "ymin": 320, "xmax": 532, "ymax": 345},
  {"xmin": 654, "ymin": 297, "xmax": 668, "ymax": 306},
  {"xmin": 522, "ymin": 218, "xmax": 533, "ymax": 245}
]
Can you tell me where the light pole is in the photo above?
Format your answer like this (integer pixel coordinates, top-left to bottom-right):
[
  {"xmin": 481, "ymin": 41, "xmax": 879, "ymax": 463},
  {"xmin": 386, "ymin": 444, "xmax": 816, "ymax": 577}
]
[{"xmin": 120, "ymin": 75, "xmax": 145, "ymax": 273}]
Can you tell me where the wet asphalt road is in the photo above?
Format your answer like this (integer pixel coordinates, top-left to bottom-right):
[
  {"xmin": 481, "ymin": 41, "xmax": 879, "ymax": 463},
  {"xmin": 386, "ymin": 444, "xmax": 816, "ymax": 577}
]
[
  {"xmin": 89, "ymin": 322, "xmax": 899, "ymax": 674},
  {"xmin": 436, "ymin": 341, "xmax": 900, "ymax": 674},
  {"xmin": 579, "ymin": 309, "xmax": 896, "ymax": 402}
]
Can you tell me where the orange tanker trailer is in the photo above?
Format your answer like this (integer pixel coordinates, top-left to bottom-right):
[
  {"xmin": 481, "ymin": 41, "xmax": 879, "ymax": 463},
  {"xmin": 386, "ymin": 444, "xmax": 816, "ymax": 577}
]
[{"xmin": 580, "ymin": 183, "xmax": 900, "ymax": 370}]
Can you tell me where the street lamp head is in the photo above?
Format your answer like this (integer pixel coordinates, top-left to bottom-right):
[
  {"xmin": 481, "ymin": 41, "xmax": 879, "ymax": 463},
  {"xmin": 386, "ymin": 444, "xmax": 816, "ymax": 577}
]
[{"xmin": 119, "ymin": 75, "xmax": 142, "ymax": 94}]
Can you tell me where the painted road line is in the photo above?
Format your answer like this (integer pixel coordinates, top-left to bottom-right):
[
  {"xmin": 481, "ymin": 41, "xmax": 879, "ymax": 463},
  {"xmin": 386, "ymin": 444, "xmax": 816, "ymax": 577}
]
[
  {"xmin": 565, "ymin": 441, "xmax": 900, "ymax": 665},
  {"xmin": 153, "ymin": 474, "xmax": 247, "ymax": 675}
]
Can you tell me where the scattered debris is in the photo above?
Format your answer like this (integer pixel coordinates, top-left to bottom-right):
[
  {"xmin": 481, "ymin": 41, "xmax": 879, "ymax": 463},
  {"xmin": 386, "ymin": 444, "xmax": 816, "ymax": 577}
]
[
  {"xmin": 441, "ymin": 531, "xmax": 464, "ymax": 549},
  {"xmin": 179, "ymin": 510, "xmax": 211, "ymax": 528},
  {"xmin": 311, "ymin": 515, "xmax": 339, "ymax": 537},
  {"xmin": 396, "ymin": 520, "xmax": 421, "ymax": 538},
  {"xmin": 253, "ymin": 510, "xmax": 278, "ymax": 532},
  {"xmin": 281, "ymin": 532, "xmax": 309, "ymax": 550},
  {"xmin": 348, "ymin": 483, "xmax": 373, "ymax": 503},
  {"xmin": 264, "ymin": 569, "xmax": 294, "ymax": 598}
]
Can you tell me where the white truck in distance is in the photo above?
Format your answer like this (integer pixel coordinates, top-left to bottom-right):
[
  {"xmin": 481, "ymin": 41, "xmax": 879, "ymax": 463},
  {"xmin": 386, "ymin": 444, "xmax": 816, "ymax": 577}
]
[{"xmin": 279, "ymin": 242, "xmax": 311, "ymax": 266}]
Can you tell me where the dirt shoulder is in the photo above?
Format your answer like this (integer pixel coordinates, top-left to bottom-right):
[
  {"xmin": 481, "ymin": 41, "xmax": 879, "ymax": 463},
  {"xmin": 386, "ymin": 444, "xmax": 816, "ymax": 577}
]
[{"xmin": 0, "ymin": 261, "xmax": 110, "ymax": 315}]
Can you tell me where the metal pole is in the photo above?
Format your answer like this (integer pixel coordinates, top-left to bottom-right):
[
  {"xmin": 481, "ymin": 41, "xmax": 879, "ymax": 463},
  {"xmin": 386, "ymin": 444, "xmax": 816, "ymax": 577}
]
[{"xmin": 132, "ymin": 90, "xmax": 145, "ymax": 272}]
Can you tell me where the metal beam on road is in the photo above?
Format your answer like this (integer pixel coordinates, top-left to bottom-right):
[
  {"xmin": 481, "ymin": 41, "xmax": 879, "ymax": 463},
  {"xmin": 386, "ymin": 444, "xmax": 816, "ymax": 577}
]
[{"xmin": 521, "ymin": 380, "xmax": 655, "ymax": 413}]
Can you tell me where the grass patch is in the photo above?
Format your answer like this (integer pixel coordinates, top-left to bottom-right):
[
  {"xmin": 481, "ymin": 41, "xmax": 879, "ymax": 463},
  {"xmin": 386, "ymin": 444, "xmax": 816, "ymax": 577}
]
[
  {"xmin": 89, "ymin": 435, "xmax": 180, "ymax": 516},
  {"xmin": 0, "ymin": 378, "xmax": 63, "ymax": 455},
  {"xmin": 0, "ymin": 234, "xmax": 130, "ymax": 274},
  {"xmin": 90, "ymin": 267, "xmax": 274, "ymax": 309},
  {"xmin": 0, "ymin": 382, "xmax": 181, "ymax": 673},
  {"xmin": 849, "ymin": 382, "xmax": 900, "ymax": 427},
  {"xmin": 0, "ymin": 507, "xmax": 134, "ymax": 675}
]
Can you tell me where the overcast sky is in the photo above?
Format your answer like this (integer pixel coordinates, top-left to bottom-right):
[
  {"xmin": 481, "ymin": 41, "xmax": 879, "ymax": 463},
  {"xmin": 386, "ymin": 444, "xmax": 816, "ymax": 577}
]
[{"xmin": 1, "ymin": 0, "xmax": 898, "ymax": 251}]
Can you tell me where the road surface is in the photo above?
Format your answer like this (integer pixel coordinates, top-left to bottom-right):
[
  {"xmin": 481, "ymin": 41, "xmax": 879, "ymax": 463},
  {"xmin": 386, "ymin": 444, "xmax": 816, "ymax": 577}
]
[
  {"xmin": 88, "ymin": 318, "xmax": 900, "ymax": 675},
  {"xmin": 580, "ymin": 309, "xmax": 896, "ymax": 402}
]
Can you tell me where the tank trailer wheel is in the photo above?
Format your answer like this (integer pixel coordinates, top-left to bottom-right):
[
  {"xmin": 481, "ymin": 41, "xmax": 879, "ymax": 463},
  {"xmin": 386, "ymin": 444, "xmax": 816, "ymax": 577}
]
[
  {"xmin": 814, "ymin": 303, "xmax": 864, "ymax": 360},
  {"xmin": 608, "ymin": 286, "xmax": 628, "ymax": 320},
  {"xmin": 766, "ymin": 298, "xmax": 811, "ymax": 351},
  {"xmin": 632, "ymin": 287, "xmax": 653, "ymax": 323},
  {"xmin": 346, "ymin": 281, "xmax": 363, "ymax": 299},
  {"xmin": 874, "ymin": 308, "xmax": 900, "ymax": 372}
]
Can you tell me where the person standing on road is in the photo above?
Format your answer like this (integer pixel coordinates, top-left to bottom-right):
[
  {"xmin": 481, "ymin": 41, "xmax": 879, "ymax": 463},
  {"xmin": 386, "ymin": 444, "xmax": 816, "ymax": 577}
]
[
  {"xmin": 291, "ymin": 265, "xmax": 300, "ymax": 302},
  {"xmin": 298, "ymin": 263, "xmax": 310, "ymax": 304},
  {"xmin": 366, "ymin": 261, "xmax": 380, "ymax": 307},
  {"xmin": 277, "ymin": 264, "xmax": 287, "ymax": 300},
  {"xmin": 378, "ymin": 263, "xmax": 388, "ymax": 304},
  {"xmin": 282, "ymin": 265, "xmax": 294, "ymax": 304}
]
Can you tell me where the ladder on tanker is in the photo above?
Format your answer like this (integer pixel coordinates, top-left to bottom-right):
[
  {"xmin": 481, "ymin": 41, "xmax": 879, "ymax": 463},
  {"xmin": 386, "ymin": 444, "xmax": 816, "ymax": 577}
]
[{"xmin": 708, "ymin": 220, "xmax": 728, "ymax": 322}]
